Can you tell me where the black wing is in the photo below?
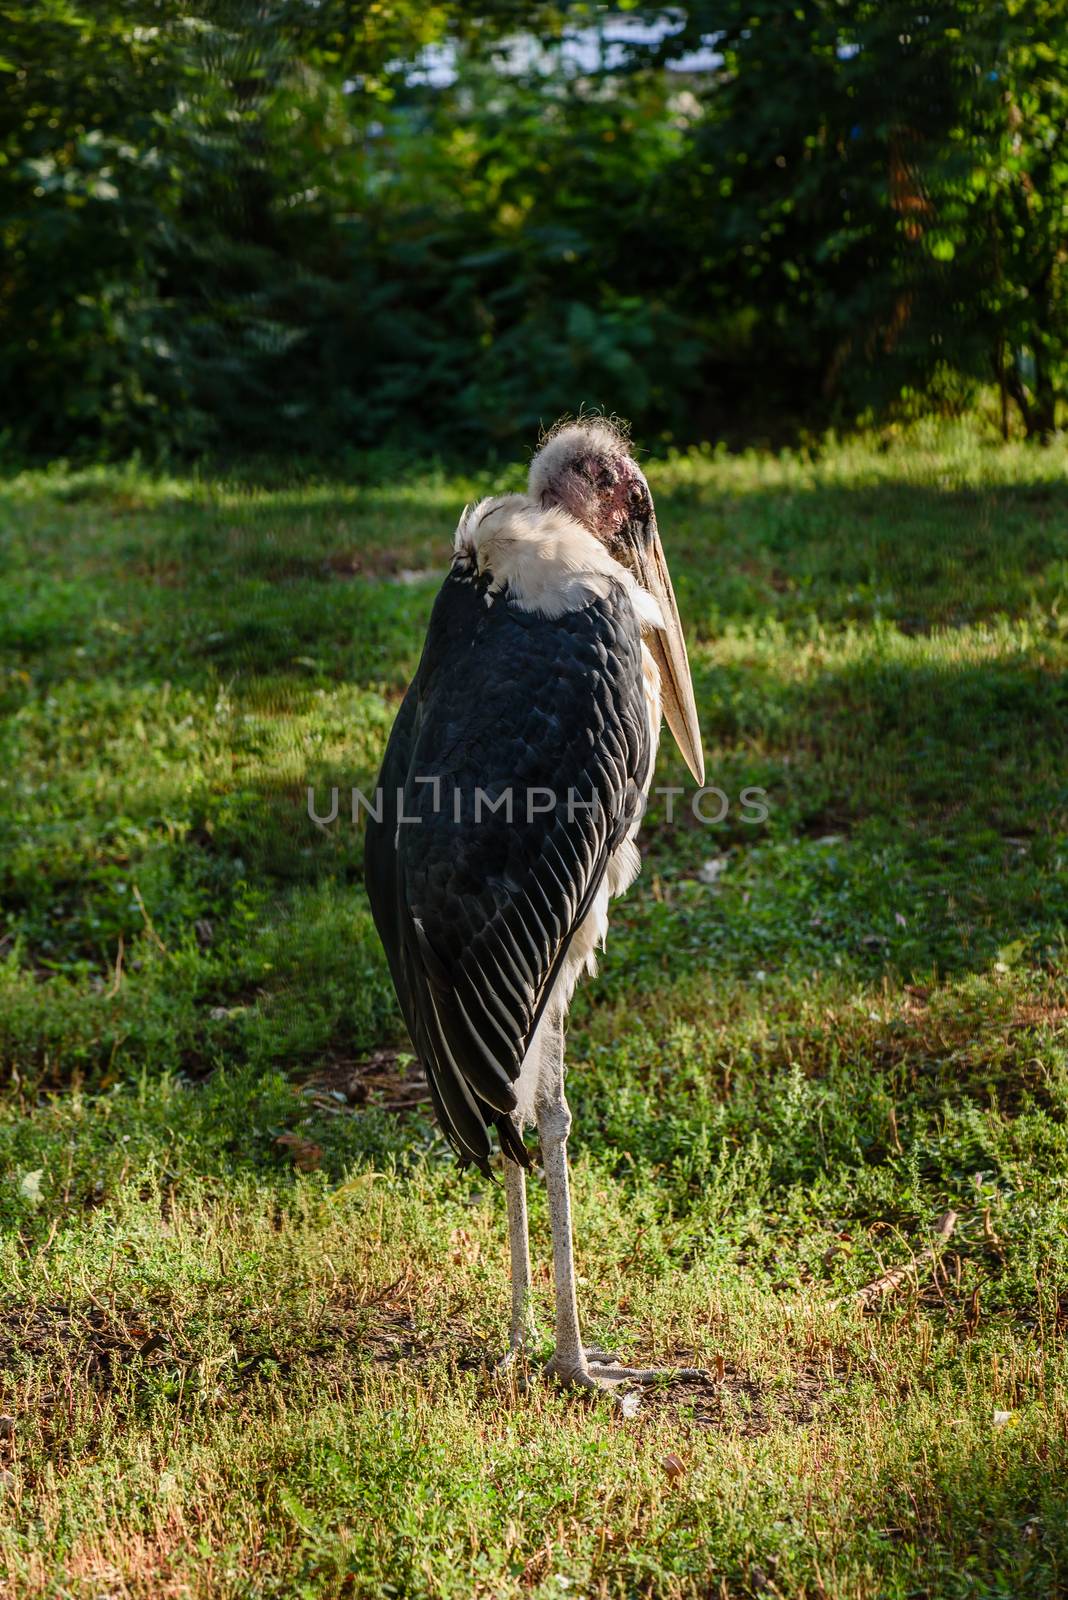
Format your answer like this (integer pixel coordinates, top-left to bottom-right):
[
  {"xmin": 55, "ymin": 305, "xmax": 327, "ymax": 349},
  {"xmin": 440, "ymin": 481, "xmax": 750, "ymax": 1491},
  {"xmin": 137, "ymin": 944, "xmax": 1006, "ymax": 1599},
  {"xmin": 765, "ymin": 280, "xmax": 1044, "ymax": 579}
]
[{"xmin": 364, "ymin": 554, "xmax": 651, "ymax": 1173}]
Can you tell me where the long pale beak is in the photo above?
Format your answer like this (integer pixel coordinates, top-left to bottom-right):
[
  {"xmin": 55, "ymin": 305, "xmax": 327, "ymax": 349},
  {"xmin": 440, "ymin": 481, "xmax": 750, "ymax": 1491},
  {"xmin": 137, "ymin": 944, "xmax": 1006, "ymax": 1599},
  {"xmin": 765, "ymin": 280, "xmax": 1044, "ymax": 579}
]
[{"xmin": 633, "ymin": 516, "xmax": 705, "ymax": 784}]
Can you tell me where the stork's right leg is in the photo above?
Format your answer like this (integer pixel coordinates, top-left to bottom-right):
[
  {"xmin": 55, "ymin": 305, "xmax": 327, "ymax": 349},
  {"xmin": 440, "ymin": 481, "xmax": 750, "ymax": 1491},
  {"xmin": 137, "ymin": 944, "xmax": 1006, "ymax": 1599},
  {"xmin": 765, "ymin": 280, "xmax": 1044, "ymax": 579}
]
[
  {"xmin": 537, "ymin": 1084, "xmax": 588, "ymax": 1383},
  {"xmin": 537, "ymin": 1010, "xmax": 704, "ymax": 1398},
  {"xmin": 499, "ymin": 1155, "xmax": 536, "ymax": 1365}
]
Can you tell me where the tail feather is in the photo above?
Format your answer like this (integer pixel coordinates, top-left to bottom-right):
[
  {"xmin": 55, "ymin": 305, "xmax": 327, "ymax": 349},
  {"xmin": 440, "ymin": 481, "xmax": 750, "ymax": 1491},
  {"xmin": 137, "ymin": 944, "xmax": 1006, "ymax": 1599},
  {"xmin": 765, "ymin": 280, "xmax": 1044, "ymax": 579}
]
[{"xmin": 496, "ymin": 1113, "xmax": 533, "ymax": 1170}]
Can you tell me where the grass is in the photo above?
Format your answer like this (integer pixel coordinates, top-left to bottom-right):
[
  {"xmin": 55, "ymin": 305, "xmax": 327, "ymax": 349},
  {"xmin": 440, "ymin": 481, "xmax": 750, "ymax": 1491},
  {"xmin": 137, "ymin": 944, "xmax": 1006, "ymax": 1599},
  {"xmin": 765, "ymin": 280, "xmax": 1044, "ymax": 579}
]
[{"xmin": 0, "ymin": 417, "xmax": 1066, "ymax": 1597}]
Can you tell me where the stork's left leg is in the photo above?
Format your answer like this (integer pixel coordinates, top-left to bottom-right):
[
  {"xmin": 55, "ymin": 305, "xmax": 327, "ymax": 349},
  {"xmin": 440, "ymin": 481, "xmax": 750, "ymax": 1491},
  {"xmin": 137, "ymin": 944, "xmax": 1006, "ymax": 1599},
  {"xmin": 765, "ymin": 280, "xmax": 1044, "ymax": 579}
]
[
  {"xmin": 537, "ymin": 1008, "xmax": 703, "ymax": 1395},
  {"xmin": 497, "ymin": 1154, "xmax": 536, "ymax": 1367}
]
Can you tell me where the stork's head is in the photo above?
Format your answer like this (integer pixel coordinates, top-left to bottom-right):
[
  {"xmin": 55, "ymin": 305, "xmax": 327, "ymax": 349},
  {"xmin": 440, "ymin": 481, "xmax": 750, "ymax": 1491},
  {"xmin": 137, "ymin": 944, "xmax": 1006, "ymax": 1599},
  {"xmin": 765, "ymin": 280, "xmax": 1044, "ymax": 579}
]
[{"xmin": 529, "ymin": 419, "xmax": 705, "ymax": 784}]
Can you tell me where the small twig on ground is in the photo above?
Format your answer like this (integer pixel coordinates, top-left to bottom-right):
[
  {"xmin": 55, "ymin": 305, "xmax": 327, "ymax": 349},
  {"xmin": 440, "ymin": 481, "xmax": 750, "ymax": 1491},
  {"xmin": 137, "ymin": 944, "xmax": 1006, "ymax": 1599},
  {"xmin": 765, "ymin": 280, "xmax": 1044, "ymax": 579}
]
[
  {"xmin": 887, "ymin": 1103, "xmax": 903, "ymax": 1155},
  {"xmin": 105, "ymin": 932, "xmax": 125, "ymax": 998},
  {"xmin": 832, "ymin": 1211, "xmax": 958, "ymax": 1310},
  {"xmin": 34, "ymin": 1215, "xmax": 60, "ymax": 1258},
  {"xmin": 132, "ymin": 885, "xmax": 168, "ymax": 954}
]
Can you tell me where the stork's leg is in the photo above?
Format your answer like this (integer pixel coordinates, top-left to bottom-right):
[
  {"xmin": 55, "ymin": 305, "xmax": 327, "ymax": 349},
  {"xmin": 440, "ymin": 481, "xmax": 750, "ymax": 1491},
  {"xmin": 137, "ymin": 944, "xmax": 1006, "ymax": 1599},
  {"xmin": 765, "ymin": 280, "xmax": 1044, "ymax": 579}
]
[
  {"xmin": 537, "ymin": 1007, "xmax": 704, "ymax": 1396},
  {"xmin": 538, "ymin": 1075, "xmax": 588, "ymax": 1383},
  {"xmin": 498, "ymin": 1152, "xmax": 536, "ymax": 1366}
]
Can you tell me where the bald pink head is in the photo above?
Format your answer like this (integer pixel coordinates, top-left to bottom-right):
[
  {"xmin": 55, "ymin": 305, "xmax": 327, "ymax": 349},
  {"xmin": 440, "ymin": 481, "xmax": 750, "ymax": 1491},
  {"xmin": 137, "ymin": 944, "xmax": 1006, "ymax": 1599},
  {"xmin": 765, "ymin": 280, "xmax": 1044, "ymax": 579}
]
[
  {"xmin": 527, "ymin": 415, "xmax": 705, "ymax": 785},
  {"xmin": 528, "ymin": 419, "xmax": 653, "ymax": 554}
]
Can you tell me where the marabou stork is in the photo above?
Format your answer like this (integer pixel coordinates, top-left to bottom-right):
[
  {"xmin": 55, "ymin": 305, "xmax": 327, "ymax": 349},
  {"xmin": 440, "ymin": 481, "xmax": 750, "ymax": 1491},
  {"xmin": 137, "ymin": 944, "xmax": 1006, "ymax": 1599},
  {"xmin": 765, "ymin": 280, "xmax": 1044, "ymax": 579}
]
[{"xmin": 365, "ymin": 419, "xmax": 704, "ymax": 1393}]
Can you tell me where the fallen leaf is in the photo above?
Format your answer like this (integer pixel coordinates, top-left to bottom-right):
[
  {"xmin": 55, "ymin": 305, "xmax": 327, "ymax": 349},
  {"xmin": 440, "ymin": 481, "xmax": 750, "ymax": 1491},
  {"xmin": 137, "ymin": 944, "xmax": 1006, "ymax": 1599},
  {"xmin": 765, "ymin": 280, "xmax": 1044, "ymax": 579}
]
[
  {"xmin": 449, "ymin": 1227, "xmax": 476, "ymax": 1265},
  {"xmin": 18, "ymin": 1170, "xmax": 44, "ymax": 1205},
  {"xmin": 274, "ymin": 1133, "xmax": 323, "ymax": 1172},
  {"xmin": 661, "ymin": 1452, "xmax": 686, "ymax": 1480},
  {"xmin": 137, "ymin": 1333, "xmax": 170, "ymax": 1359}
]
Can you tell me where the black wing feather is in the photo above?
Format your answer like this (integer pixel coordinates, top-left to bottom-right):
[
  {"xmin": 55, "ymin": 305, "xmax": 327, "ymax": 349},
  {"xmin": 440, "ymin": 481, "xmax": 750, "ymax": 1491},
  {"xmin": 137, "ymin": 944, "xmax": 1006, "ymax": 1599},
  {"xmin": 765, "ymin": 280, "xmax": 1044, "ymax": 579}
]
[{"xmin": 365, "ymin": 555, "xmax": 650, "ymax": 1173}]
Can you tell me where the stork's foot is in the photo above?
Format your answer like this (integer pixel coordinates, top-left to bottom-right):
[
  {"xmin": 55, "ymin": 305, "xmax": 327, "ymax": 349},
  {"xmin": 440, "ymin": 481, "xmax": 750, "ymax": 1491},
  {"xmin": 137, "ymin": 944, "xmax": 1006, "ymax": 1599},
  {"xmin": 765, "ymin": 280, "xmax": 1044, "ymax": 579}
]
[{"xmin": 547, "ymin": 1349, "xmax": 705, "ymax": 1396}]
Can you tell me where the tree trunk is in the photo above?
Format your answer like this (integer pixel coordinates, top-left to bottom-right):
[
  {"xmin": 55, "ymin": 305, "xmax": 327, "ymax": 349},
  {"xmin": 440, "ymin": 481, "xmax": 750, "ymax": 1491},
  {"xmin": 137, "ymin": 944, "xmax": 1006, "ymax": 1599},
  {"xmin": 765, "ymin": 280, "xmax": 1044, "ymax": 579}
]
[
  {"xmin": 1032, "ymin": 344, "xmax": 1057, "ymax": 444},
  {"xmin": 994, "ymin": 336, "xmax": 1009, "ymax": 442},
  {"xmin": 1005, "ymin": 360, "xmax": 1034, "ymax": 437},
  {"xmin": 1005, "ymin": 349, "xmax": 1056, "ymax": 443}
]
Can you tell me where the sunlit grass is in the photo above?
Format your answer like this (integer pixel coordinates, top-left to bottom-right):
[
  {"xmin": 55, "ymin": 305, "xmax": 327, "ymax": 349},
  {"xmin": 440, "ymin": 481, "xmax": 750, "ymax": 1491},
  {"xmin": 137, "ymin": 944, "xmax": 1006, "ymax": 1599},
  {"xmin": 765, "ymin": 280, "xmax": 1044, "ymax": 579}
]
[{"xmin": 0, "ymin": 421, "xmax": 1066, "ymax": 1596}]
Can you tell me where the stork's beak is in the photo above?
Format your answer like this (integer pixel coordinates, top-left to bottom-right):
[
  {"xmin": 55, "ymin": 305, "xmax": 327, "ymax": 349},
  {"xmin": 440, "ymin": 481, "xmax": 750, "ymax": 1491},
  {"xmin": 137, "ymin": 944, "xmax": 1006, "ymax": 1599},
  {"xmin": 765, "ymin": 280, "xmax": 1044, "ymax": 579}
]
[{"xmin": 631, "ymin": 515, "xmax": 705, "ymax": 785}]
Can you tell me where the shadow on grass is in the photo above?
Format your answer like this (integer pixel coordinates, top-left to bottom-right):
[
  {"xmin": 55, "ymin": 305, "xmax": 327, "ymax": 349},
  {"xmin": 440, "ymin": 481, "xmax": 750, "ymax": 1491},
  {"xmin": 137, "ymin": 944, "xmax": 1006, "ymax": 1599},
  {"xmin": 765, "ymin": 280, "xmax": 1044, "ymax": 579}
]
[
  {"xmin": 2, "ymin": 472, "xmax": 1066, "ymax": 665},
  {"xmin": 3, "ymin": 633, "xmax": 1065, "ymax": 1034},
  {"xmin": 2, "ymin": 461, "xmax": 1065, "ymax": 1138}
]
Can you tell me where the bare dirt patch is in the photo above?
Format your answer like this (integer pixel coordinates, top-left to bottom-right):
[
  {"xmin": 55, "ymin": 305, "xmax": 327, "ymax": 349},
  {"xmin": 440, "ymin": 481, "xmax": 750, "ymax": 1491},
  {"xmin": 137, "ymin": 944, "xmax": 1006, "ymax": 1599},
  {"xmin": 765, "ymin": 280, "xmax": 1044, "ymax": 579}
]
[
  {"xmin": 323, "ymin": 550, "xmax": 438, "ymax": 584},
  {"xmin": 304, "ymin": 1047, "xmax": 431, "ymax": 1115},
  {"xmin": 360, "ymin": 1303, "xmax": 830, "ymax": 1434},
  {"xmin": 0, "ymin": 1296, "xmax": 831, "ymax": 1438},
  {"xmin": 0, "ymin": 1301, "xmax": 173, "ymax": 1383},
  {"xmin": 634, "ymin": 1360, "xmax": 828, "ymax": 1434}
]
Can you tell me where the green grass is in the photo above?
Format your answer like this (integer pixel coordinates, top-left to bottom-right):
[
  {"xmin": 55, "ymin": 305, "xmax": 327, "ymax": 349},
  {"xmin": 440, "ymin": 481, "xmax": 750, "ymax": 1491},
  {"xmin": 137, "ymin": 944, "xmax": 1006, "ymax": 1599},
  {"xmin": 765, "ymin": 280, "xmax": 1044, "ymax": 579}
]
[{"xmin": 0, "ymin": 419, "xmax": 1067, "ymax": 1597}]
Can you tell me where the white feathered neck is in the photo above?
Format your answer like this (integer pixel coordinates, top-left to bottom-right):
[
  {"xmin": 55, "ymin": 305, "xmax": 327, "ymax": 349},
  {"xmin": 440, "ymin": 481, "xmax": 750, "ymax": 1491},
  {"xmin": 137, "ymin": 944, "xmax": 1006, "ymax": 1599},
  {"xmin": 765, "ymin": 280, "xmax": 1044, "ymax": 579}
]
[{"xmin": 454, "ymin": 495, "xmax": 662, "ymax": 628}]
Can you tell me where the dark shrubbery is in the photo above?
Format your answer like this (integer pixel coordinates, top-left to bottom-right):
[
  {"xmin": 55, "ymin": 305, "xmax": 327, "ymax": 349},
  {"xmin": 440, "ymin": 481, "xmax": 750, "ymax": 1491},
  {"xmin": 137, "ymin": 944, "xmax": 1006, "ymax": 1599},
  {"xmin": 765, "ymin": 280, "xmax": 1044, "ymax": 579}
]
[{"xmin": 2, "ymin": 1, "xmax": 1065, "ymax": 461}]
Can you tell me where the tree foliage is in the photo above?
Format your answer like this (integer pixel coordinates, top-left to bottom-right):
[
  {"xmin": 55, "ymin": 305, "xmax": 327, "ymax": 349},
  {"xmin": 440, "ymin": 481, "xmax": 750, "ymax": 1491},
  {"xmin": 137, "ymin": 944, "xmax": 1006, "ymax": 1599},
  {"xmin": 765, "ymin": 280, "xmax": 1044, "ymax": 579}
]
[{"xmin": 0, "ymin": 0, "xmax": 1064, "ymax": 458}]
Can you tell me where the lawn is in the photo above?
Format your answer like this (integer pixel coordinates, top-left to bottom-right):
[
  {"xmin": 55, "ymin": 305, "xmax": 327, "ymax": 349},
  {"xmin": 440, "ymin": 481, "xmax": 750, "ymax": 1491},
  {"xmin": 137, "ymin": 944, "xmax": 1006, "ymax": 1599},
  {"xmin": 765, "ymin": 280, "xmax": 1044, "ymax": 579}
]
[{"xmin": 0, "ymin": 420, "xmax": 1067, "ymax": 1598}]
